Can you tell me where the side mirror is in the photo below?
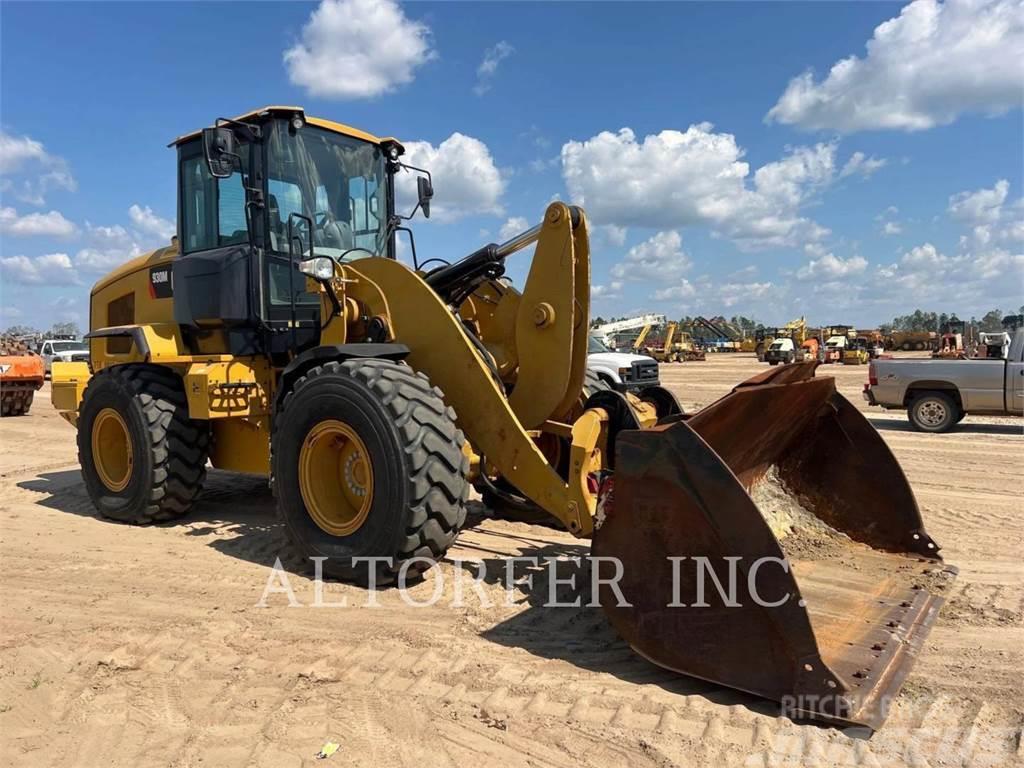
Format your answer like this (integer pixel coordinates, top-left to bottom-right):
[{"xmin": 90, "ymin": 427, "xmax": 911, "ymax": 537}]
[
  {"xmin": 417, "ymin": 175, "xmax": 433, "ymax": 219},
  {"xmin": 202, "ymin": 126, "xmax": 239, "ymax": 179}
]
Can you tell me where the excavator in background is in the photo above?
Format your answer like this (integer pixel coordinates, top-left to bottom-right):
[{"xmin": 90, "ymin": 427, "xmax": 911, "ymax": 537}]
[
  {"xmin": 49, "ymin": 106, "xmax": 953, "ymax": 729},
  {"xmin": 630, "ymin": 323, "xmax": 653, "ymax": 353},
  {"xmin": 692, "ymin": 316, "xmax": 740, "ymax": 352},
  {"xmin": 0, "ymin": 335, "xmax": 45, "ymax": 416},
  {"xmin": 674, "ymin": 329, "xmax": 706, "ymax": 361},
  {"xmin": 645, "ymin": 321, "xmax": 685, "ymax": 363}
]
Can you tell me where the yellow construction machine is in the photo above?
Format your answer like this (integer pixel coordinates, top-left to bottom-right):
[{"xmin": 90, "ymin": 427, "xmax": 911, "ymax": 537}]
[
  {"xmin": 645, "ymin": 321, "xmax": 684, "ymax": 363},
  {"xmin": 631, "ymin": 323, "xmax": 653, "ymax": 353},
  {"xmin": 51, "ymin": 107, "xmax": 953, "ymax": 729}
]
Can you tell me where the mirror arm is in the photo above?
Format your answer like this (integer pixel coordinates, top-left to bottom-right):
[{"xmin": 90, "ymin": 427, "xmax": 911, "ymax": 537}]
[{"xmin": 395, "ymin": 225, "xmax": 419, "ymax": 269}]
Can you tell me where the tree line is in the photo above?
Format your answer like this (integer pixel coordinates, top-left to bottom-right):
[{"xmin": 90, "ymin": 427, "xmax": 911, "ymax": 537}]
[
  {"xmin": 2, "ymin": 322, "xmax": 81, "ymax": 339},
  {"xmin": 594, "ymin": 308, "xmax": 1023, "ymax": 335}
]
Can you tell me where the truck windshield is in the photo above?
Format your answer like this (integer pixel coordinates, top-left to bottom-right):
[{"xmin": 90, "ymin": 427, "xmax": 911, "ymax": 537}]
[
  {"xmin": 588, "ymin": 336, "xmax": 612, "ymax": 353},
  {"xmin": 50, "ymin": 341, "xmax": 84, "ymax": 353}
]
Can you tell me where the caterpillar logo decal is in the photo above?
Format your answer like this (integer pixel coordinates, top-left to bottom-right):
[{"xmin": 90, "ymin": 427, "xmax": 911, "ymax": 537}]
[{"xmin": 149, "ymin": 265, "xmax": 173, "ymax": 299}]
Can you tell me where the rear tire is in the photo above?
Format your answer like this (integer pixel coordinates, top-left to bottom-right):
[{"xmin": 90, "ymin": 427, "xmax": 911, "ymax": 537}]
[
  {"xmin": 273, "ymin": 359, "xmax": 469, "ymax": 586},
  {"xmin": 908, "ymin": 392, "xmax": 959, "ymax": 433},
  {"xmin": 78, "ymin": 365, "xmax": 209, "ymax": 523}
]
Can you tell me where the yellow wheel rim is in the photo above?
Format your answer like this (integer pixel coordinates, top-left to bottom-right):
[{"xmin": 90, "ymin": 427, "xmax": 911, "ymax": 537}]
[
  {"xmin": 298, "ymin": 420, "xmax": 374, "ymax": 537},
  {"xmin": 92, "ymin": 407, "xmax": 133, "ymax": 492}
]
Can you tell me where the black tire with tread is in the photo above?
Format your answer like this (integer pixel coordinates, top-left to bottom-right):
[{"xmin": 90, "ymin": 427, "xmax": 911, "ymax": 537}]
[
  {"xmin": 907, "ymin": 391, "xmax": 959, "ymax": 433},
  {"xmin": 483, "ymin": 370, "xmax": 608, "ymax": 528},
  {"xmin": 583, "ymin": 369, "xmax": 613, "ymax": 397},
  {"xmin": 78, "ymin": 365, "xmax": 209, "ymax": 523},
  {"xmin": 273, "ymin": 359, "xmax": 469, "ymax": 586}
]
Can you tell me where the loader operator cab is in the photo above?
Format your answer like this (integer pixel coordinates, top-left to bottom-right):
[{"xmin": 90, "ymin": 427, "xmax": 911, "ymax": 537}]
[{"xmin": 172, "ymin": 107, "xmax": 432, "ymax": 360}]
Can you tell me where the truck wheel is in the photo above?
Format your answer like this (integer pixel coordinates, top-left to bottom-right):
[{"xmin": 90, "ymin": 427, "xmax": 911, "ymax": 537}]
[
  {"xmin": 273, "ymin": 359, "xmax": 470, "ymax": 586},
  {"xmin": 78, "ymin": 365, "xmax": 209, "ymax": 523},
  {"xmin": 901, "ymin": 342, "xmax": 911, "ymax": 351},
  {"xmin": 908, "ymin": 392, "xmax": 959, "ymax": 433}
]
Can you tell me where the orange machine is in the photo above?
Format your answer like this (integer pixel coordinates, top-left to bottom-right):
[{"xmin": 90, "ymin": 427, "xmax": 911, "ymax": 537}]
[{"xmin": 0, "ymin": 337, "xmax": 45, "ymax": 416}]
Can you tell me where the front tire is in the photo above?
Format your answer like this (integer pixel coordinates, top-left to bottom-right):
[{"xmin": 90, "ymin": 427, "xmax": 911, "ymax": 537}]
[
  {"xmin": 78, "ymin": 365, "xmax": 209, "ymax": 523},
  {"xmin": 273, "ymin": 359, "xmax": 469, "ymax": 585},
  {"xmin": 908, "ymin": 392, "xmax": 959, "ymax": 433}
]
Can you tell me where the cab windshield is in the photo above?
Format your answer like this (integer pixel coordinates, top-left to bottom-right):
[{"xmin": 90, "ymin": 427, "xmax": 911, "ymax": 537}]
[
  {"xmin": 264, "ymin": 121, "xmax": 387, "ymax": 306},
  {"xmin": 588, "ymin": 336, "xmax": 612, "ymax": 353},
  {"xmin": 267, "ymin": 121, "xmax": 386, "ymax": 259}
]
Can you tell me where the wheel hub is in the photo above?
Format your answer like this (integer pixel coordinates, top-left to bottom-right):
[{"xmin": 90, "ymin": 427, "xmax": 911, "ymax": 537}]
[
  {"xmin": 299, "ymin": 420, "xmax": 374, "ymax": 536},
  {"xmin": 919, "ymin": 401, "xmax": 947, "ymax": 427},
  {"xmin": 92, "ymin": 407, "xmax": 133, "ymax": 492}
]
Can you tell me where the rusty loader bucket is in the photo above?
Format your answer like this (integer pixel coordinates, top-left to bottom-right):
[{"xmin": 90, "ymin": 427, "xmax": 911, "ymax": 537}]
[{"xmin": 593, "ymin": 362, "xmax": 956, "ymax": 729}]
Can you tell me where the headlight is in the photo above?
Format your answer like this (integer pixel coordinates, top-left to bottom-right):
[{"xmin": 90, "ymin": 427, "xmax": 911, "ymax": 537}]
[
  {"xmin": 617, "ymin": 367, "xmax": 631, "ymax": 377},
  {"xmin": 298, "ymin": 257, "xmax": 334, "ymax": 280}
]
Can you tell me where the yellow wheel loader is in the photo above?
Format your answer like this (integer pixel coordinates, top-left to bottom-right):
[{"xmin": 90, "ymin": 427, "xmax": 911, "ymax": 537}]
[{"xmin": 52, "ymin": 107, "xmax": 954, "ymax": 729}]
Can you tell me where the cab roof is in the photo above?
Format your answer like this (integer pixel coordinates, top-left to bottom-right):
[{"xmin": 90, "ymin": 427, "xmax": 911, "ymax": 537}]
[{"xmin": 170, "ymin": 105, "xmax": 401, "ymax": 149}]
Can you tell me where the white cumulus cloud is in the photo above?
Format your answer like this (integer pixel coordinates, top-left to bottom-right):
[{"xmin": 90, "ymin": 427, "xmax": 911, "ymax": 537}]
[
  {"xmin": 796, "ymin": 252, "xmax": 869, "ymax": 280},
  {"xmin": 0, "ymin": 252, "xmax": 77, "ymax": 285},
  {"xmin": 128, "ymin": 204, "xmax": 175, "ymax": 241},
  {"xmin": 611, "ymin": 230, "xmax": 692, "ymax": 282},
  {"xmin": 840, "ymin": 152, "xmax": 887, "ymax": 179},
  {"xmin": 284, "ymin": 0, "xmax": 434, "ymax": 100},
  {"xmin": 0, "ymin": 207, "xmax": 76, "ymax": 237},
  {"xmin": 561, "ymin": 124, "xmax": 835, "ymax": 249},
  {"xmin": 948, "ymin": 179, "xmax": 1009, "ymax": 225},
  {"xmin": 652, "ymin": 280, "xmax": 698, "ymax": 302},
  {"xmin": 474, "ymin": 41, "xmax": 514, "ymax": 96},
  {"xmin": 0, "ymin": 130, "xmax": 76, "ymax": 205},
  {"xmin": 498, "ymin": 216, "xmax": 529, "ymax": 241},
  {"xmin": 591, "ymin": 280, "xmax": 624, "ymax": 300},
  {"xmin": 766, "ymin": 0, "xmax": 1024, "ymax": 133},
  {"xmin": 397, "ymin": 133, "xmax": 504, "ymax": 221}
]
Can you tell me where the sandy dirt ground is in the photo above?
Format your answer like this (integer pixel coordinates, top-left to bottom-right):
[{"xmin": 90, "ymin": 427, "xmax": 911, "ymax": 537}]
[{"xmin": 1, "ymin": 354, "xmax": 1021, "ymax": 767}]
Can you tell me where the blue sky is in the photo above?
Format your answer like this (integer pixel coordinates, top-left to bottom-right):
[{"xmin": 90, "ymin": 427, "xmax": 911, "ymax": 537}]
[{"xmin": 1, "ymin": 0, "xmax": 1021, "ymax": 331}]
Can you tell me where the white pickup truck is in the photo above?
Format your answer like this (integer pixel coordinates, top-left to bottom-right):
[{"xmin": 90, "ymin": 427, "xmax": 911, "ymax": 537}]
[
  {"xmin": 863, "ymin": 329, "xmax": 1024, "ymax": 432},
  {"xmin": 587, "ymin": 335, "xmax": 660, "ymax": 392},
  {"xmin": 39, "ymin": 338, "xmax": 90, "ymax": 376}
]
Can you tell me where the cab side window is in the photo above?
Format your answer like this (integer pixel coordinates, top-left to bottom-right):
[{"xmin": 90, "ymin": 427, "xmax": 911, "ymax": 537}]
[{"xmin": 179, "ymin": 142, "xmax": 250, "ymax": 253}]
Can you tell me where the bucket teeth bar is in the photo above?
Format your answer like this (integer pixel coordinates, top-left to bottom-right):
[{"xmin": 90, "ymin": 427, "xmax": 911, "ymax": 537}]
[{"xmin": 592, "ymin": 364, "xmax": 956, "ymax": 729}]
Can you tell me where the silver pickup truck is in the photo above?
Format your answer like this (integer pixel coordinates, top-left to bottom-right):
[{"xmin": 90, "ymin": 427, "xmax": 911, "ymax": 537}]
[{"xmin": 863, "ymin": 328, "xmax": 1024, "ymax": 432}]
